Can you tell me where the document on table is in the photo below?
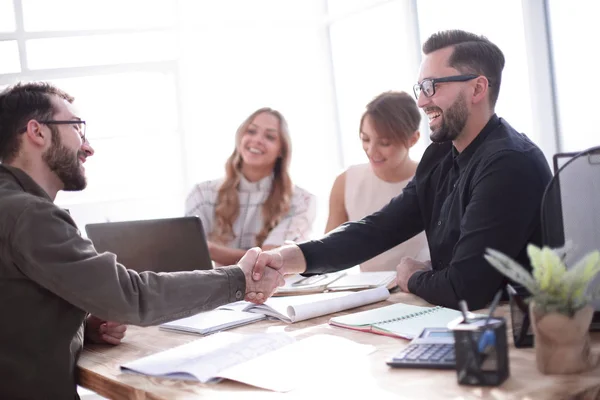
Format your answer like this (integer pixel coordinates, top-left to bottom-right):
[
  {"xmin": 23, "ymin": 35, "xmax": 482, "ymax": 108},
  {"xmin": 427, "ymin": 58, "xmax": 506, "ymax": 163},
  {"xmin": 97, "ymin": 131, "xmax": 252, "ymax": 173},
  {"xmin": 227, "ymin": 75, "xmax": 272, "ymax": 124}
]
[{"xmin": 121, "ymin": 331, "xmax": 375, "ymax": 392}]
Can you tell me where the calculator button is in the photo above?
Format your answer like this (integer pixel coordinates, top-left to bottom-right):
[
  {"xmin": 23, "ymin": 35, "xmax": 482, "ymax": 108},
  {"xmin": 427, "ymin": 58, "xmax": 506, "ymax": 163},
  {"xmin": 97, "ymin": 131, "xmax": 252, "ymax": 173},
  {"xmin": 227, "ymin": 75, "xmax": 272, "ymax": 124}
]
[
  {"xmin": 419, "ymin": 350, "xmax": 437, "ymax": 360},
  {"xmin": 406, "ymin": 349, "xmax": 428, "ymax": 360},
  {"xmin": 393, "ymin": 346, "xmax": 416, "ymax": 360},
  {"xmin": 388, "ymin": 343, "xmax": 457, "ymax": 369},
  {"xmin": 394, "ymin": 352, "xmax": 410, "ymax": 360}
]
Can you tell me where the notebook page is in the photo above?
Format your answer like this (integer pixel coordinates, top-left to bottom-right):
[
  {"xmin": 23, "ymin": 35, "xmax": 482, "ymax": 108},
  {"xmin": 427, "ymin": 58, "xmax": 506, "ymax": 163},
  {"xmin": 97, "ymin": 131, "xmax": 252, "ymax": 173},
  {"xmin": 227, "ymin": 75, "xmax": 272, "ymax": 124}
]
[
  {"xmin": 217, "ymin": 301, "xmax": 254, "ymax": 312},
  {"xmin": 250, "ymin": 291, "xmax": 354, "ymax": 322},
  {"xmin": 121, "ymin": 332, "xmax": 294, "ymax": 383},
  {"xmin": 288, "ymin": 286, "xmax": 390, "ymax": 322},
  {"xmin": 275, "ymin": 271, "xmax": 346, "ymax": 295},
  {"xmin": 329, "ymin": 303, "xmax": 435, "ymax": 327},
  {"xmin": 374, "ymin": 307, "xmax": 464, "ymax": 339},
  {"xmin": 327, "ymin": 271, "xmax": 396, "ymax": 290}
]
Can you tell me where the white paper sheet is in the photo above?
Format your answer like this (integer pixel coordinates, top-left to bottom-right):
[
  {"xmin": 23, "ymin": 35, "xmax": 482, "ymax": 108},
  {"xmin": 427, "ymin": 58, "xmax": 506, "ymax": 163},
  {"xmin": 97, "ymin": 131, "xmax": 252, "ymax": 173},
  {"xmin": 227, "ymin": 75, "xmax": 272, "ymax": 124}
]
[{"xmin": 121, "ymin": 332, "xmax": 375, "ymax": 392}]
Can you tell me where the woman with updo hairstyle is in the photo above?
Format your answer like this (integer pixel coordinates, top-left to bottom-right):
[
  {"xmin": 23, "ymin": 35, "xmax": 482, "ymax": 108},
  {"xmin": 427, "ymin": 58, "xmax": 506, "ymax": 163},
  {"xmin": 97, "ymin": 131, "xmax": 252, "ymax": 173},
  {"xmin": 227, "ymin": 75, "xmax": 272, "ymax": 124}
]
[{"xmin": 325, "ymin": 91, "xmax": 429, "ymax": 271}]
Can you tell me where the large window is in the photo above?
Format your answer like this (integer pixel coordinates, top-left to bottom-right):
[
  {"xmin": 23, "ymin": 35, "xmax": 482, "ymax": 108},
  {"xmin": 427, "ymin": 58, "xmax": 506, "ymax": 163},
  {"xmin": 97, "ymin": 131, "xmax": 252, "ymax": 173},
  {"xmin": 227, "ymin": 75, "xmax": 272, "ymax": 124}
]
[
  {"xmin": 0, "ymin": 0, "xmax": 15, "ymax": 32},
  {"xmin": 178, "ymin": 0, "xmax": 336, "ymax": 234},
  {"xmin": 21, "ymin": 0, "xmax": 175, "ymax": 31},
  {"xmin": 547, "ymin": 0, "xmax": 600, "ymax": 152},
  {"xmin": 329, "ymin": 1, "xmax": 426, "ymax": 168},
  {"xmin": 2, "ymin": 0, "xmax": 595, "ymax": 237},
  {"xmin": 26, "ymin": 32, "xmax": 177, "ymax": 70},
  {"xmin": 1, "ymin": 0, "xmax": 182, "ymax": 231},
  {"xmin": 51, "ymin": 71, "xmax": 183, "ymax": 229},
  {"xmin": 1, "ymin": 0, "xmax": 336, "ymax": 236},
  {"xmin": 0, "ymin": 40, "xmax": 20, "ymax": 74}
]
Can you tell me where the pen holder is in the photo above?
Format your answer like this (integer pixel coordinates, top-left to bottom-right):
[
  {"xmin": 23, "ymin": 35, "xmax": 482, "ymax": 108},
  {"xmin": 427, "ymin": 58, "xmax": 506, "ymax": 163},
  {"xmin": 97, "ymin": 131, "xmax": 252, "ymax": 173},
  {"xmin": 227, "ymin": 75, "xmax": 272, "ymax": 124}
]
[
  {"xmin": 507, "ymin": 284, "xmax": 534, "ymax": 348},
  {"xmin": 451, "ymin": 317, "xmax": 509, "ymax": 386}
]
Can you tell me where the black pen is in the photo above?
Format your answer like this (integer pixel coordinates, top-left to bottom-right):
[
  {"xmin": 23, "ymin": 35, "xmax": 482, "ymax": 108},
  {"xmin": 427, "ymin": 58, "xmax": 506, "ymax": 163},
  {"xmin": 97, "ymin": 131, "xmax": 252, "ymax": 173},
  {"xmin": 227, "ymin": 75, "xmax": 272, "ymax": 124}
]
[
  {"xmin": 456, "ymin": 299, "xmax": 486, "ymax": 384},
  {"xmin": 458, "ymin": 300, "xmax": 470, "ymax": 323},
  {"xmin": 477, "ymin": 289, "xmax": 504, "ymax": 354}
]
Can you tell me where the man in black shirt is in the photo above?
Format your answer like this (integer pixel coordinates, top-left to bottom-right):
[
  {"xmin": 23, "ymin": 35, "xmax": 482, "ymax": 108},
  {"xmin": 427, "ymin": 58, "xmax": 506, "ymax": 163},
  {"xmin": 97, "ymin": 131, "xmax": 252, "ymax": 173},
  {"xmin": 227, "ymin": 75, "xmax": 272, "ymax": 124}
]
[{"xmin": 250, "ymin": 30, "xmax": 552, "ymax": 310}]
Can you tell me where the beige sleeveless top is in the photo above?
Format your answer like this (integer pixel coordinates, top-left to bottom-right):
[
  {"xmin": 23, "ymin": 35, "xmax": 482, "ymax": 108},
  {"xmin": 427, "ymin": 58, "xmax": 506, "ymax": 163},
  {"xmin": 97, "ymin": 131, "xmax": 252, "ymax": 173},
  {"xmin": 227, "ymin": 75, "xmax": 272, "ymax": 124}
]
[{"xmin": 344, "ymin": 163, "xmax": 430, "ymax": 271}]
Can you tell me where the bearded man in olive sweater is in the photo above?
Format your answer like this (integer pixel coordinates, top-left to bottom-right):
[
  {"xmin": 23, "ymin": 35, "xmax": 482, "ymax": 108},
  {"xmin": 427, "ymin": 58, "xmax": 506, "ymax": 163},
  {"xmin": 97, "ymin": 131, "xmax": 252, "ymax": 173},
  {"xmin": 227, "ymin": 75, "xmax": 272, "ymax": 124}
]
[{"xmin": 0, "ymin": 82, "xmax": 284, "ymax": 399}]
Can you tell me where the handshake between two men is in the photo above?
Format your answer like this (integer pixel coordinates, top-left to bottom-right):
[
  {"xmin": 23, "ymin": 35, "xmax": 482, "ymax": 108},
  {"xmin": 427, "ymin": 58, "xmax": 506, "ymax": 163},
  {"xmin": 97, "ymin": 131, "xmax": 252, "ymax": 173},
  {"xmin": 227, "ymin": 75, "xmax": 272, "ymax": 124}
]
[
  {"xmin": 238, "ymin": 243, "xmax": 433, "ymax": 304},
  {"xmin": 238, "ymin": 244, "xmax": 307, "ymax": 304}
]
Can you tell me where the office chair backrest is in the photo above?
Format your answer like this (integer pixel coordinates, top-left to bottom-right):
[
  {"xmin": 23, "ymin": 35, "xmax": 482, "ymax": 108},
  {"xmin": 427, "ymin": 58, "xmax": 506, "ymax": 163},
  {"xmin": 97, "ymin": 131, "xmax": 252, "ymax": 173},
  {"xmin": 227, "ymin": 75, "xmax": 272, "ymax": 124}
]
[
  {"xmin": 541, "ymin": 146, "xmax": 600, "ymax": 326},
  {"xmin": 542, "ymin": 146, "xmax": 600, "ymax": 265}
]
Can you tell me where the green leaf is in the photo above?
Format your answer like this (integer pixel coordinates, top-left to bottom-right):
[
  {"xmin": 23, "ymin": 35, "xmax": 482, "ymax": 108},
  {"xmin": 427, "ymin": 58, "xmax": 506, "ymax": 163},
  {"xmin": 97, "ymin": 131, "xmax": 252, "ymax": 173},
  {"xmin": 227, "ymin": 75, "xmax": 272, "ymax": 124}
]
[
  {"xmin": 565, "ymin": 251, "xmax": 600, "ymax": 282},
  {"xmin": 562, "ymin": 251, "xmax": 600, "ymax": 304},
  {"xmin": 487, "ymin": 245, "xmax": 600, "ymax": 317},
  {"xmin": 528, "ymin": 244, "xmax": 548, "ymax": 289},
  {"xmin": 538, "ymin": 246, "xmax": 566, "ymax": 290}
]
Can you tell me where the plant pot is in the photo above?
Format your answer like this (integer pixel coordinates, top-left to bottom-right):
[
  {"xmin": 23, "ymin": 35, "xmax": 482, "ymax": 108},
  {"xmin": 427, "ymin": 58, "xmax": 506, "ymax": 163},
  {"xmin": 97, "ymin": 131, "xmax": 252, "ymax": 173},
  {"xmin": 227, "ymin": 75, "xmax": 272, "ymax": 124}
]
[{"xmin": 529, "ymin": 302, "xmax": 599, "ymax": 374}]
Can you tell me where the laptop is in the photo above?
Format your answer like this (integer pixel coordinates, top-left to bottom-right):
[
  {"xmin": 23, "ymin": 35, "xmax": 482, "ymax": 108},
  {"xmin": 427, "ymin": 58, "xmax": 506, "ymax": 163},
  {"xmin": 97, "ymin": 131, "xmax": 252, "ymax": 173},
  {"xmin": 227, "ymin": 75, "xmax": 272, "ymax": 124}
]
[
  {"xmin": 550, "ymin": 151, "xmax": 600, "ymax": 330},
  {"xmin": 85, "ymin": 216, "xmax": 212, "ymax": 273}
]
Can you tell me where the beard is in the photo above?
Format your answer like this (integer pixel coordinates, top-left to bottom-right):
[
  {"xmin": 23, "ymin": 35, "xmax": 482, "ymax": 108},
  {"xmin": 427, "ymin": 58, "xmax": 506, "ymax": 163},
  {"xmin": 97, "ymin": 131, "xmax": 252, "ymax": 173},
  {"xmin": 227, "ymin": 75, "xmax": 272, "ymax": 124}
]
[
  {"xmin": 428, "ymin": 92, "xmax": 469, "ymax": 143},
  {"xmin": 42, "ymin": 127, "xmax": 87, "ymax": 191}
]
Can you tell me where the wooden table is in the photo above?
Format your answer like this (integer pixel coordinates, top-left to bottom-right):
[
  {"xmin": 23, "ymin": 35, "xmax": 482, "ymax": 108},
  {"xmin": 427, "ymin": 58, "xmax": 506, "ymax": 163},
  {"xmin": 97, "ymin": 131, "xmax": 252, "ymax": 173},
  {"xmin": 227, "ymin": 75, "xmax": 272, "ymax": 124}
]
[{"xmin": 78, "ymin": 292, "xmax": 600, "ymax": 399}]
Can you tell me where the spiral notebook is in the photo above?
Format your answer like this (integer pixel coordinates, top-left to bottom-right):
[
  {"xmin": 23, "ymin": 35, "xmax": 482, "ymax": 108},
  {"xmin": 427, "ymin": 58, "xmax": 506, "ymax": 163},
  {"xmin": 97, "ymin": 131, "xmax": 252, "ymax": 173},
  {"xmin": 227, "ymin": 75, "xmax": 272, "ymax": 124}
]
[{"xmin": 329, "ymin": 303, "xmax": 474, "ymax": 339}]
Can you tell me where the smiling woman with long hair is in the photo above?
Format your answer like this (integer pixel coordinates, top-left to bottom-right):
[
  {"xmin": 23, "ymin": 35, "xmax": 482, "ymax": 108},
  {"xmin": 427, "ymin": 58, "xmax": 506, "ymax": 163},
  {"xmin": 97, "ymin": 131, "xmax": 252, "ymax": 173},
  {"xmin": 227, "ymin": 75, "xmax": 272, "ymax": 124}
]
[{"xmin": 185, "ymin": 108, "xmax": 316, "ymax": 266}]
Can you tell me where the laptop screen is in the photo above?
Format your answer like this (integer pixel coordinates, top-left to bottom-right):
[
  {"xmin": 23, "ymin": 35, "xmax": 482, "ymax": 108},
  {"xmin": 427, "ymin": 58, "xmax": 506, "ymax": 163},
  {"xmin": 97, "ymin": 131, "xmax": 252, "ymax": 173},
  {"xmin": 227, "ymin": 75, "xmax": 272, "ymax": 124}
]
[{"xmin": 85, "ymin": 216, "xmax": 212, "ymax": 273}]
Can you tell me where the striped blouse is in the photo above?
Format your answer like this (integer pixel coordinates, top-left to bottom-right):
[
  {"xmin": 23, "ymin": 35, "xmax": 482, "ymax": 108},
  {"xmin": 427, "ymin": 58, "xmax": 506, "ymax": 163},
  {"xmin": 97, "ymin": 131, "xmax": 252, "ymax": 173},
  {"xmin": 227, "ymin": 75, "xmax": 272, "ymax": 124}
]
[{"xmin": 185, "ymin": 174, "xmax": 316, "ymax": 249}]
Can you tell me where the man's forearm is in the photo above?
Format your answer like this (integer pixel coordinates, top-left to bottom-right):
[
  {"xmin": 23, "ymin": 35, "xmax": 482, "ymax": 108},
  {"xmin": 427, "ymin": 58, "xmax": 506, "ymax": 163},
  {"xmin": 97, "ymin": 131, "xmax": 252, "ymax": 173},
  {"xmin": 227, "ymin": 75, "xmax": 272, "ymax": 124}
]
[
  {"xmin": 407, "ymin": 267, "xmax": 503, "ymax": 310},
  {"xmin": 278, "ymin": 244, "xmax": 307, "ymax": 275},
  {"xmin": 298, "ymin": 222, "xmax": 405, "ymax": 274},
  {"xmin": 299, "ymin": 188, "xmax": 424, "ymax": 274}
]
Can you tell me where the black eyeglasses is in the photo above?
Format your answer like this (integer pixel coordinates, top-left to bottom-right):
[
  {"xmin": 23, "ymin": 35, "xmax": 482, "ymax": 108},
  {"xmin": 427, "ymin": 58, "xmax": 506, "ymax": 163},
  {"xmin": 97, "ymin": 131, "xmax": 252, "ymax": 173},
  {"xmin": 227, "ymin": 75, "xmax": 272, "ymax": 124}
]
[
  {"xmin": 19, "ymin": 120, "xmax": 87, "ymax": 142},
  {"xmin": 413, "ymin": 74, "xmax": 480, "ymax": 99}
]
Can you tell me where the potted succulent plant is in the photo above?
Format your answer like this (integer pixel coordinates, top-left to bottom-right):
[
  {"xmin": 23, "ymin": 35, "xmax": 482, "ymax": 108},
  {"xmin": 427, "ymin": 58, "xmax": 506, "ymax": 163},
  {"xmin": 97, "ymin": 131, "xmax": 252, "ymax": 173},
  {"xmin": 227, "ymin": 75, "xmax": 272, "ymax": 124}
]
[{"xmin": 484, "ymin": 244, "xmax": 600, "ymax": 374}]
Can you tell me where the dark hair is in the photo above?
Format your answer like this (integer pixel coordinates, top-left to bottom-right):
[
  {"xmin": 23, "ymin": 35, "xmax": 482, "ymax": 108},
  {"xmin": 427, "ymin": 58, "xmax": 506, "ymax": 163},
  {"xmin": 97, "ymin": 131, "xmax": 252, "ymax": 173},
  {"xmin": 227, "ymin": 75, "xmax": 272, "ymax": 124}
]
[
  {"xmin": 0, "ymin": 81, "xmax": 74, "ymax": 162},
  {"xmin": 360, "ymin": 91, "xmax": 421, "ymax": 147},
  {"xmin": 423, "ymin": 30, "xmax": 505, "ymax": 107}
]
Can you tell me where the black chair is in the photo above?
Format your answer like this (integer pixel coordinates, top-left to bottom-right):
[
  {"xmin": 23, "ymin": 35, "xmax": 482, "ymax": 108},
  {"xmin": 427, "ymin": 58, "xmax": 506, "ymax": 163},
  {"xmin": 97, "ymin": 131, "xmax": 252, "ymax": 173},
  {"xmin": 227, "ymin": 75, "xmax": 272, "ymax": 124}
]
[{"xmin": 540, "ymin": 145, "xmax": 600, "ymax": 330}]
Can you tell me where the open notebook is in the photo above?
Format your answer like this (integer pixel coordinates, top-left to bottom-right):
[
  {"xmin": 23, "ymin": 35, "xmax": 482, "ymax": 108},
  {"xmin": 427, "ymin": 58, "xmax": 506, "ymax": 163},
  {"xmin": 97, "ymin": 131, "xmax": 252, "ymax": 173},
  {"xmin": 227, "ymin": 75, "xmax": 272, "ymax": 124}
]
[
  {"xmin": 121, "ymin": 332, "xmax": 374, "ymax": 392},
  {"xmin": 329, "ymin": 303, "xmax": 478, "ymax": 339},
  {"xmin": 160, "ymin": 310, "xmax": 266, "ymax": 336},
  {"xmin": 218, "ymin": 286, "xmax": 390, "ymax": 323},
  {"xmin": 328, "ymin": 271, "xmax": 397, "ymax": 291},
  {"xmin": 276, "ymin": 271, "xmax": 396, "ymax": 295},
  {"xmin": 159, "ymin": 286, "xmax": 390, "ymax": 335}
]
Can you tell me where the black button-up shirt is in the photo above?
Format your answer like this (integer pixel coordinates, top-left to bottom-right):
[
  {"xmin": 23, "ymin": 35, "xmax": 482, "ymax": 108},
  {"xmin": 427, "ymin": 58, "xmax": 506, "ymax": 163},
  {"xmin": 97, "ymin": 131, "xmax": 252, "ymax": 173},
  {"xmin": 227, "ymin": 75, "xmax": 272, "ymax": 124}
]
[{"xmin": 299, "ymin": 115, "xmax": 552, "ymax": 310}]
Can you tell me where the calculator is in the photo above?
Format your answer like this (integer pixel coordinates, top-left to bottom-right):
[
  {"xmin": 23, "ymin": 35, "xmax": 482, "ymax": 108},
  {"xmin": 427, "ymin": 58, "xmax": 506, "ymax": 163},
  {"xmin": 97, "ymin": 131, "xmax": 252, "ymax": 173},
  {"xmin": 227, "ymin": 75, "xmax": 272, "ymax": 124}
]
[{"xmin": 386, "ymin": 327, "xmax": 456, "ymax": 369}]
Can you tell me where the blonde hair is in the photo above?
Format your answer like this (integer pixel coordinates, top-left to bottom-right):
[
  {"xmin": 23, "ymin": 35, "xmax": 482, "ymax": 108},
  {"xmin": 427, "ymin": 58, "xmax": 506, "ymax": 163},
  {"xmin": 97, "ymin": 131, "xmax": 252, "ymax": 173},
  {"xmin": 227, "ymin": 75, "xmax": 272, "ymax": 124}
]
[{"xmin": 211, "ymin": 108, "xmax": 293, "ymax": 247}]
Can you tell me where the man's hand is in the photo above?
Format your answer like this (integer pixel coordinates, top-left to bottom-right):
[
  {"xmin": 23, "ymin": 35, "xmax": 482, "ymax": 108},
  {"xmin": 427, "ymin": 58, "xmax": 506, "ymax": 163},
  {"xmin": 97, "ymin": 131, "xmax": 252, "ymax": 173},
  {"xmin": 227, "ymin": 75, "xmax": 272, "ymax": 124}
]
[
  {"xmin": 396, "ymin": 257, "xmax": 432, "ymax": 292},
  {"xmin": 85, "ymin": 315, "xmax": 127, "ymax": 345},
  {"xmin": 238, "ymin": 248, "xmax": 285, "ymax": 304},
  {"xmin": 251, "ymin": 244, "xmax": 306, "ymax": 281}
]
